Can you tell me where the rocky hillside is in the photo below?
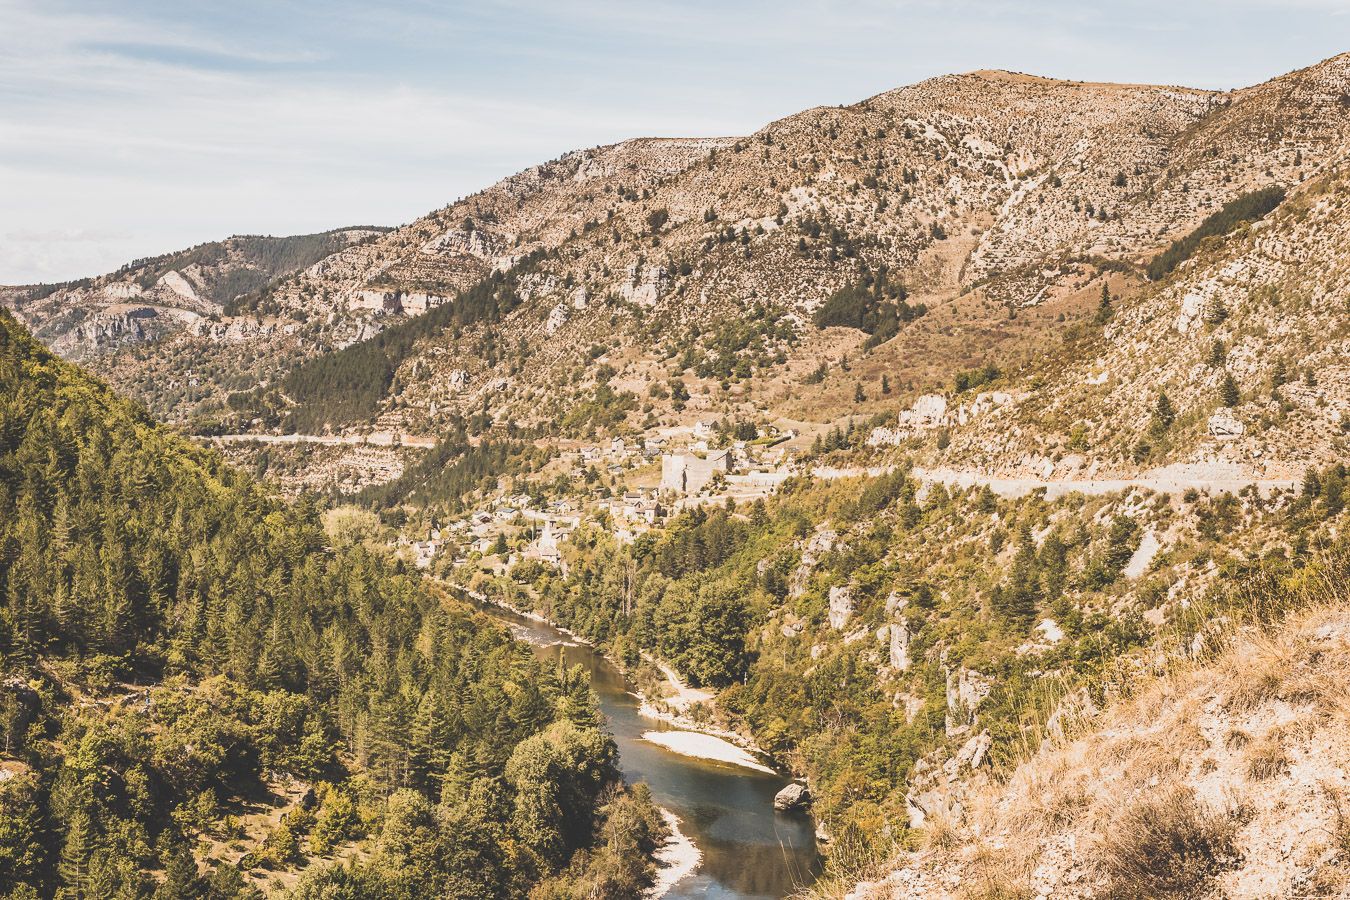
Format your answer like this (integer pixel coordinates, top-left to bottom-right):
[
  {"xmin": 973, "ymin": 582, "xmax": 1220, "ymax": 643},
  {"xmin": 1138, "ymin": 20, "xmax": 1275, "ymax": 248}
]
[
  {"xmin": 845, "ymin": 577, "xmax": 1350, "ymax": 899},
  {"xmin": 254, "ymin": 55, "xmax": 1345, "ymax": 442},
  {"xmin": 931, "ymin": 152, "xmax": 1350, "ymax": 483},
  {"xmin": 0, "ymin": 227, "xmax": 387, "ymax": 361},
  {"xmin": 12, "ymin": 55, "xmax": 1349, "ymax": 461}
]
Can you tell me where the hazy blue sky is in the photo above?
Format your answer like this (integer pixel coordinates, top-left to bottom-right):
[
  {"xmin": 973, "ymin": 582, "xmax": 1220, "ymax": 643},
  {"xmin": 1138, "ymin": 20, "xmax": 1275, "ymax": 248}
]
[{"xmin": 2, "ymin": 0, "xmax": 1346, "ymax": 283}]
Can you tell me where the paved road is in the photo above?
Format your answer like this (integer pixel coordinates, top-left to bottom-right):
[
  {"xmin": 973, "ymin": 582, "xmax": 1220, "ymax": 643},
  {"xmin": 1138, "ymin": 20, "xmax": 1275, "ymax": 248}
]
[
  {"xmin": 813, "ymin": 462, "xmax": 1300, "ymax": 499},
  {"xmin": 208, "ymin": 432, "xmax": 437, "ymax": 449}
]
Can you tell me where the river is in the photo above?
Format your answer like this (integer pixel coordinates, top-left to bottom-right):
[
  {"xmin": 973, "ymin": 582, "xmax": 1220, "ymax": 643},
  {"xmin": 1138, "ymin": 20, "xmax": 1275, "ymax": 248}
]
[{"xmin": 482, "ymin": 604, "xmax": 821, "ymax": 898}]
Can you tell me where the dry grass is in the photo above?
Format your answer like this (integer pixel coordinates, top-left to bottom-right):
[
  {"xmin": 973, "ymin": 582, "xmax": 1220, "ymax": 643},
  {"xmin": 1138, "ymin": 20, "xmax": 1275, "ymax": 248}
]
[
  {"xmin": 958, "ymin": 844, "xmax": 1034, "ymax": 900},
  {"xmin": 1095, "ymin": 785, "xmax": 1241, "ymax": 899},
  {"xmin": 1219, "ymin": 629, "xmax": 1301, "ymax": 712},
  {"xmin": 1308, "ymin": 785, "xmax": 1350, "ymax": 894},
  {"xmin": 921, "ymin": 807, "xmax": 961, "ymax": 851},
  {"xmin": 1004, "ymin": 763, "xmax": 1090, "ymax": 836},
  {"xmin": 1225, "ymin": 727, "xmax": 1250, "ymax": 750},
  {"xmin": 1245, "ymin": 731, "xmax": 1290, "ymax": 781}
]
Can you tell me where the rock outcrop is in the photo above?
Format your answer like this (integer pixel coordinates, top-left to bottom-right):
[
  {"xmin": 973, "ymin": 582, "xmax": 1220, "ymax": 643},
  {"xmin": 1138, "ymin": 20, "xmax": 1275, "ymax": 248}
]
[
  {"xmin": 828, "ymin": 585, "xmax": 855, "ymax": 630},
  {"xmin": 773, "ymin": 782, "xmax": 811, "ymax": 811}
]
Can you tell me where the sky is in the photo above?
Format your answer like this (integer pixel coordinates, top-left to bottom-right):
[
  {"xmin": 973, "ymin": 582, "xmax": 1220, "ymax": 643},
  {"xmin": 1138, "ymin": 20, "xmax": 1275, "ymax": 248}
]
[{"xmin": 2, "ymin": 0, "xmax": 1347, "ymax": 284}]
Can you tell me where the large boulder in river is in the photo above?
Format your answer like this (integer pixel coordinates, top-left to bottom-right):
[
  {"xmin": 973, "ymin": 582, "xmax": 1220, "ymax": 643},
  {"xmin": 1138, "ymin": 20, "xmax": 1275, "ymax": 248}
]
[{"xmin": 774, "ymin": 782, "xmax": 811, "ymax": 811}]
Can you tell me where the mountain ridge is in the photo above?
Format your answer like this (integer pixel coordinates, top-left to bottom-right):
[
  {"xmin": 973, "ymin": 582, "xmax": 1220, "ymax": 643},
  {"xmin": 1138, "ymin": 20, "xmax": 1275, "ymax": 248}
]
[{"xmin": 8, "ymin": 53, "xmax": 1350, "ymax": 488}]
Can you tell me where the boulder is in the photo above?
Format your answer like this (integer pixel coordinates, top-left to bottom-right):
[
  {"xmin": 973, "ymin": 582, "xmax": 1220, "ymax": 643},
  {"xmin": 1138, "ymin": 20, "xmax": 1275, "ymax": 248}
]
[
  {"xmin": 773, "ymin": 782, "xmax": 811, "ymax": 811},
  {"xmin": 1208, "ymin": 408, "xmax": 1245, "ymax": 440},
  {"xmin": 900, "ymin": 394, "xmax": 948, "ymax": 429},
  {"xmin": 945, "ymin": 667, "xmax": 993, "ymax": 736},
  {"xmin": 954, "ymin": 731, "xmax": 992, "ymax": 770},
  {"xmin": 545, "ymin": 303, "xmax": 567, "ymax": 335}
]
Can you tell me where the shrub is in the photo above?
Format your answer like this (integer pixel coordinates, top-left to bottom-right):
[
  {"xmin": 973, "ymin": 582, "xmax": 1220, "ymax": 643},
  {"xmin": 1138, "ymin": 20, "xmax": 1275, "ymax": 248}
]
[{"xmin": 1097, "ymin": 786, "xmax": 1240, "ymax": 898}]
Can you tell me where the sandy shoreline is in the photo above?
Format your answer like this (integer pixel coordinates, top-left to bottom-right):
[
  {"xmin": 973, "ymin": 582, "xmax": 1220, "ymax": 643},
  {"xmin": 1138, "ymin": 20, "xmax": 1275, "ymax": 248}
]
[
  {"xmin": 642, "ymin": 730, "xmax": 778, "ymax": 775},
  {"xmin": 649, "ymin": 808, "xmax": 701, "ymax": 897},
  {"xmin": 463, "ymin": 587, "xmax": 775, "ymax": 759}
]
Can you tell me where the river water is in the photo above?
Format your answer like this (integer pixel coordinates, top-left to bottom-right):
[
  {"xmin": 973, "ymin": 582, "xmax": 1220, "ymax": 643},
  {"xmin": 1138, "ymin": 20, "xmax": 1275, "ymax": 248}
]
[{"xmin": 484, "ymin": 604, "xmax": 821, "ymax": 898}]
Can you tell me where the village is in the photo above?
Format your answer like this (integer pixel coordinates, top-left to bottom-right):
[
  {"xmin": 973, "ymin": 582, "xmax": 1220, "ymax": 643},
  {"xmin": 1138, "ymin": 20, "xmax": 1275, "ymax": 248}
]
[{"xmin": 398, "ymin": 419, "xmax": 798, "ymax": 574}]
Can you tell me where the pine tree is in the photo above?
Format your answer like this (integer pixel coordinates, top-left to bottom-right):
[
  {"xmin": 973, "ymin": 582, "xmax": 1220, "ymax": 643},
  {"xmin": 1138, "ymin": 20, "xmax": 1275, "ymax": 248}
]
[
  {"xmin": 1208, "ymin": 339, "xmax": 1225, "ymax": 368},
  {"xmin": 1303, "ymin": 467, "xmax": 1322, "ymax": 498},
  {"xmin": 1219, "ymin": 372, "xmax": 1241, "ymax": 407},
  {"xmin": 1094, "ymin": 282, "xmax": 1113, "ymax": 325},
  {"xmin": 1148, "ymin": 391, "xmax": 1176, "ymax": 440},
  {"xmin": 1270, "ymin": 358, "xmax": 1288, "ymax": 392},
  {"xmin": 1323, "ymin": 466, "xmax": 1346, "ymax": 516},
  {"xmin": 994, "ymin": 529, "xmax": 1039, "ymax": 627},
  {"xmin": 58, "ymin": 808, "xmax": 95, "ymax": 896},
  {"xmin": 1156, "ymin": 392, "xmax": 1175, "ymax": 427}
]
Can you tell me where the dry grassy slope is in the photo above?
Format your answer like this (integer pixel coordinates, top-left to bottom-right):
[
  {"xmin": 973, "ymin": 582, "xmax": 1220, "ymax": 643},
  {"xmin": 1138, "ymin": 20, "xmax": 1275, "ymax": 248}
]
[
  {"xmin": 847, "ymin": 600, "xmax": 1350, "ymax": 900},
  {"xmin": 11, "ymin": 55, "xmax": 1350, "ymax": 433},
  {"xmin": 938, "ymin": 153, "xmax": 1350, "ymax": 481}
]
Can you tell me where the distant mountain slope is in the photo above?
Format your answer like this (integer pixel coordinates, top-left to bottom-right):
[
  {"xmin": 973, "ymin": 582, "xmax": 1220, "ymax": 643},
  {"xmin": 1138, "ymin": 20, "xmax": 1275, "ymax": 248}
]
[
  {"xmin": 0, "ymin": 227, "xmax": 389, "ymax": 359},
  {"xmin": 938, "ymin": 156, "xmax": 1350, "ymax": 480}
]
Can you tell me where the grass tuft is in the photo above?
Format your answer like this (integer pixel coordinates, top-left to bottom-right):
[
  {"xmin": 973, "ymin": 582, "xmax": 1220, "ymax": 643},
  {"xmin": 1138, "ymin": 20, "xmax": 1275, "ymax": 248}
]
[{"xmin": 1096, "ymin": 785, "xmax": 1240, "ymax": 899}]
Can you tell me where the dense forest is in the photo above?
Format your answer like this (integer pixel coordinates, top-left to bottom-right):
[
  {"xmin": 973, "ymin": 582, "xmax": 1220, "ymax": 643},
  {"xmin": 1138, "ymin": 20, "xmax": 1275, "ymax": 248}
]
[{"xmin": 0, "ymin": 310, "xmax": 663, "ymax": 898}]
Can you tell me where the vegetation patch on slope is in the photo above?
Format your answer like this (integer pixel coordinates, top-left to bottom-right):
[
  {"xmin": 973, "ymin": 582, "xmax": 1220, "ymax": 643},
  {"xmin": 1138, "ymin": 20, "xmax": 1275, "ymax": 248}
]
[{"xmin": 1146, "ymin": 184, "xmax": 1285, "ymax": 281}]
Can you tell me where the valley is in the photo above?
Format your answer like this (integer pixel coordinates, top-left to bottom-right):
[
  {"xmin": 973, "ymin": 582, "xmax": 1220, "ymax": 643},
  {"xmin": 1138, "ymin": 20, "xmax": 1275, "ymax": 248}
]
[{"xmin": 6, "ymin": 46, "xmax": 1350, "ymax": 900}]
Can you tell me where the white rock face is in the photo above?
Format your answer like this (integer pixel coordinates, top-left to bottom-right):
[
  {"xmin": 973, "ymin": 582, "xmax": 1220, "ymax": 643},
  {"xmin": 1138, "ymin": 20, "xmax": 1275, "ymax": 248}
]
[
  {"xmin": 869, "ymin": 390, "xmax": 1014, "ymax": 445},
  {"xmin": 828, "ymin": 585, "xmax": 854, "ymax": 630},
  {"xmin": 1208, "ymin": 408, "xmax": 1245, "ymax": 440},
  {"xmin": 448, "ymin": 370, "xmax": 471, "ymax": 390},
  {"xmin": 954, "ymin": 731, "xmax": 992, "ymax": 770},
  {"xmin": 1035, "ymin": 619, "xmax": 1064, "ymax": 643},
  {"xmin": 420, "ymin": 227, "xmax": 501, "ymax": 260},
  {"xmin": 1176, "ymin": 291, "xmax": 1206, "ymax": 333},
  {"xmin": 890, "ymin": 621, "xmax": 913, "ymax": 670},
  {"xmin": 157, "ymin": 270, "xmax": 200, "ymax": 304},
  {"xmin": 1124, "ymin": 530, "xmax": 1161, "ymax": 580},
  {"xmin": 545, "ymin": 303, "xmax": 568, "ymax": 335},
  {"xmin": 618, "ymin": 264, "xmax": 668, "ymax": 306},
  {"xmin": 905, "ymin": 394, "xmax": 948, "ymax": 428},
  {"xmin": 103, "ymin": 282, "xmax": 143, "ymax": 300},
  {"xmin": 970, "ymin": 390, "xmax": 1012, "ymax": 418},
  {"xmin": 790, "ymin": 529, "xmax": 836, "ymax": 598},
  {"xmin": 945, "ymin": 668, "xmax": 993, "ymax": 736},
  {"xmin": 187, "ymin": 316, "xmax": 276, "ymax": 343}
]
